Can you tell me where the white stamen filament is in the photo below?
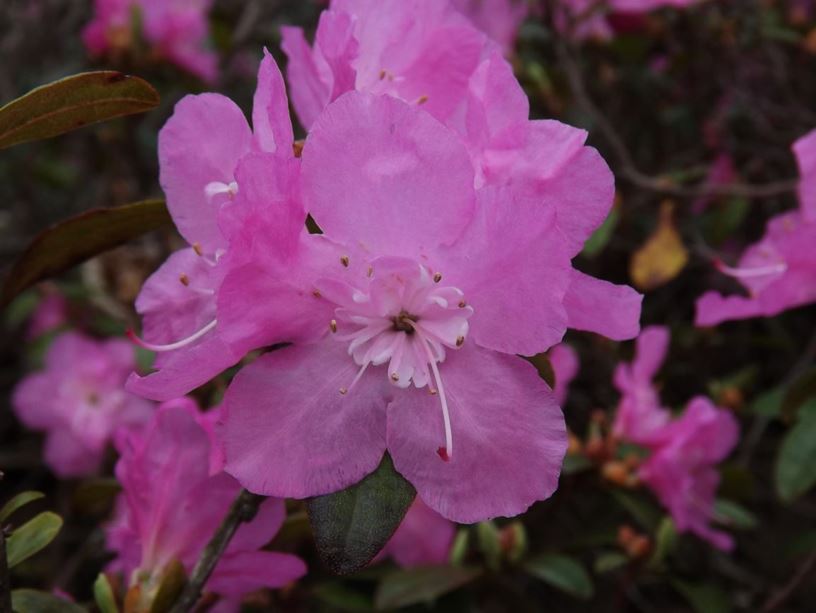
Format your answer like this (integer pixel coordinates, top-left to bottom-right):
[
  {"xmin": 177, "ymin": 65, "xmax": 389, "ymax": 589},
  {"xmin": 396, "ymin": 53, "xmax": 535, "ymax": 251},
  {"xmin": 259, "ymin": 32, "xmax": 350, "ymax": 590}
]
[
  {"xmin": 127, "ymin": 319, "xmax": 217, "ymax": 352},
  {"xmin": 411, "ymin": 321, "xmax": 453, "ymax": 461},
  {"xmin": 715, "ymin": 259, "xmax": 787, "ymax": 279},
  {"xmin": 204, "ymin": 180, "xmax": 238, "ymax": 201}
]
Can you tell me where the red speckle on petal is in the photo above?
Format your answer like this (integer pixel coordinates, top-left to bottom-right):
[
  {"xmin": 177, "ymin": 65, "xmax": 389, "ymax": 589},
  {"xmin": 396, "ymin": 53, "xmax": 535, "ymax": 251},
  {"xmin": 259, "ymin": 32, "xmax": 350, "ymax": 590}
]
[{"xmin": 437, "ymin": 447, "xmax": 450, "ymax": 462}]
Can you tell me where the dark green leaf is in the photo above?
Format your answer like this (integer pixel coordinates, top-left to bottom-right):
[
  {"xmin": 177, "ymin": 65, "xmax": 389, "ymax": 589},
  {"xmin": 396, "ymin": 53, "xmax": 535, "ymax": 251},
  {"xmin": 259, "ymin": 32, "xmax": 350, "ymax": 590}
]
[
  {"xmin": 583, "ymin": 207, "xmax": 620, "ymax": 258},
  {"xmin": 0, "ymin": 491, "xmax": 44, "ymax": 523},
  {"xmin": 713, "ymin": 499, "xmax": 757, "ymax": 530},
  {"xmin": 374, "ymin": 566, "xmax": 481, "ymax": 610},
  {"xmin": 1, "ymin": 200, "xmax": 172, "ymax": 308},
  {"xmin": 648, "ymin": 517, "xmax": 677, "ymax": 568},
  {"xmin": 562, "ymin": 454, "xmax": 592, "ymax": 475},
  {"xmin": 11, "ymin": 589, "xmax": 85, "ymax": 613},
  {"xmin": 750, "ymin": 387, "xmax": 785, "ymax": 418},
  {"xmin": 0, "ymin": 71, "xmax": 158, "ymax": 149},
  {"xmin": 781, "ymin": 368, "xmax": 816, "ymax": 421},
  {"xmin": 671, "ymin": 580, "xmax": 732, "ymax": 613},
  {"xmin": 449, "ymin": 529, "xmax": 470, "ymax": 566},
  {"xmin": 776, "ymin": 409, "xmax": 816, "ymax": 503},
  {"xmin": 307, "ymin": 454, "xmax": 416, "ymax": 575},
  {"xmin": 609, "ymin": 489, "xmax": 661, "ymax": 531},
  {"xmin": 94, "ymin": 573, "xmax": 119, "ymax": 613},
  {"xmin": 6, "ymin": 511, "xmax": 62, "ymax": 568},
  {"xmin": 524, "ymin": 554, "xmax": 594, "ymax": 600},
  {"xmin": 314, "ymin": 582, "xmax": 374, "ymax": 612}
]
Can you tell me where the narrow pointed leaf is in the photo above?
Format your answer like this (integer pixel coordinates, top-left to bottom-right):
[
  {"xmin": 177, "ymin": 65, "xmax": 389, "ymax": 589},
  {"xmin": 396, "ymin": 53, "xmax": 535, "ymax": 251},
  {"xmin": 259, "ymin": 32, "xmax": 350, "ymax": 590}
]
[
  {"xmin": 94, "ymin": 573, "xmax": 120, "ymax": 613},
  {"xmin": 6, "ymin": 511, "xmax": 63, "ymax": 568},
  {"xmin": 11, "ymin": 590, "xmax": 85, "ymax": 613},
  {"xmin": 776, "ymin": 408, "xmax": 816, "ymax": 503},
  {"xmin": 0, "ymin": 491, "xmax": 44, "ymax": 523},
  {"xmin": 374, "ymin": 566, "xmax": 481, "ymax": 610},
  {"xmin": 524, "ymin": 554, "xmax": 594, "ymax": 600},
  {"xmin": 1, "ymin": 199, "xmax": 171, "ymax": 308},
  {"xmin": 0, "ymin": 71, "xmax": 159, "ymax": 149},
  {"xmin": 307, "ymin": 454, "xmax": 416, "ymax": 575}
]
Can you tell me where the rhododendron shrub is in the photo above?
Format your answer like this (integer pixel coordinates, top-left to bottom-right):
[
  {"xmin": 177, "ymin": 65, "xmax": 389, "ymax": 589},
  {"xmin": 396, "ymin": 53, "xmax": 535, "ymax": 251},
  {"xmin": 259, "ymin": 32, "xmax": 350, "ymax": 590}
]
[{"xmin": 11, "ymin": 331, "xmax": 153, "ymax": 477}]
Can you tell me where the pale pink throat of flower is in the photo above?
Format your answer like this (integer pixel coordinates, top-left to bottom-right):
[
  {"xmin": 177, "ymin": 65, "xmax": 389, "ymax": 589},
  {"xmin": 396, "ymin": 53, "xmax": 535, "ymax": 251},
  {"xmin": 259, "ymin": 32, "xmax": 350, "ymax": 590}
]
[
  {"xmin": 713, "ymin": 258, "xmax": 788, "ymax": 279},
  {"xmin": 323, "ymin": 257, "xmax": 472, "ymax": 462}
]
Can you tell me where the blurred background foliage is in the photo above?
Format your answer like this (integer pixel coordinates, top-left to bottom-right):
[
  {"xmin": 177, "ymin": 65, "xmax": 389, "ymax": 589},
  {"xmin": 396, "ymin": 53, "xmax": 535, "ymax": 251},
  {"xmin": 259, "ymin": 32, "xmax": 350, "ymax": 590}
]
[{"xmin": 1, "ymin": 0, "xmax": 816, "ymax": 611}]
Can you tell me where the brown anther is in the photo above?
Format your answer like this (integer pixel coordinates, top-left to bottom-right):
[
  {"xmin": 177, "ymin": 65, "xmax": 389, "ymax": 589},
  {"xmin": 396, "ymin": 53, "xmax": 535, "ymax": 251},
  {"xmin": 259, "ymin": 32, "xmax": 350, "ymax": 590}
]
[
  {"xmin": 379, "ymin": 69, "xmax": 388, "ymax": 80},
  {"xmin": 339, "ymin": 387, "xmax": 348, "ymax": 395},
  {"xmin": 458, "ymin": 299, "xmax": 467, "ymax": 308},
  {"xmin": 367, "ymin": 266, "xmax": 374, "ymax": 277},
  {"xmin": 456, "ymin": 336, "xmax": 465, "ymax": 347},
  {"xmin": 433, "ymin": 272, "xmax": 442, "ymax": 283},
  {"xmin": 340, "ymin": 255, "xmax": 350, "ymax": 267},
  {"xmin": 390, "ymin": 373, "xmax": 400, "ymax": 382},
  {"xmin": 312, "ymin": 289, "xmax": 322, "ymax": 298},
  {"xmin": 192, "ymin": 243, "xmax": 204, "ymax": 257},
  {"xmin": 429, "ymin": 388, "xmax": 438, "ymax": 396},
  {"xmin": 292, "ymin": 140, "xmax": 304, "ymax": 158},
  {"xmin": 583, "ymin": 437, "xmax": 608, "ymax": 463},
  {"xmin": 417, "ymin": 95, "xmax": 429, "ymax": 105},
  {"xmin": 330, "ymin": 320, "xmax": 338, "ymax": 333},
  {"xmin": 179, "ymin": 273, "xmax": 190, "ymax": 286}
]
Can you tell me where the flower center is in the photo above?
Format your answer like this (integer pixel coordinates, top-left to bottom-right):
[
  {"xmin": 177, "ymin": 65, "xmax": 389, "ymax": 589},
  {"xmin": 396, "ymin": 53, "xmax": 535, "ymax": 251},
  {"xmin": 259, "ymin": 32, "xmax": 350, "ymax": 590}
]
[{"xmin": 318, "ymin": 257, "xmax": 473, "ymax": 460}]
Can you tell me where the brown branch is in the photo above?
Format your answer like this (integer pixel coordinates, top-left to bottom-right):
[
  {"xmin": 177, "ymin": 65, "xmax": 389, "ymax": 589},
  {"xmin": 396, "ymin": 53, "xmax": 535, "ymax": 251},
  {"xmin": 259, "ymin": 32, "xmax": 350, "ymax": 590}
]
[
  {"xmin": 169, "ymin": 489, "xmax": 265, "ymax": 613},
  {"xmin": 550, "ymin": 14, "xmax": 797, "ymax": 201},
  {"xmin": 761, "ymin": 550, "xmax": 816, "ymax": 612}
]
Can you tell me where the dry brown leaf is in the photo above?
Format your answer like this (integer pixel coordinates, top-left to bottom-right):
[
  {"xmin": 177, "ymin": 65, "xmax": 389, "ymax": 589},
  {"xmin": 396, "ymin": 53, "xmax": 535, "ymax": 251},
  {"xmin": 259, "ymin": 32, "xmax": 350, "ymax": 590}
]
[{"xmin": 629, "ymin": 201, "xmax": 688, "ymax": 291}]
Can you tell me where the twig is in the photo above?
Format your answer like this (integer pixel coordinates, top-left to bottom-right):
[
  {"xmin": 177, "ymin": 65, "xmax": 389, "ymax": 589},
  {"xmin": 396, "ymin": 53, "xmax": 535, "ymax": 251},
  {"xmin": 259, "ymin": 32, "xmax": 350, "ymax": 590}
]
[
  {"xmin": 169, "ymin": 489, "xmax": 265, "ymax": 613},
  {"xmin": 549, "ymin": 13, "xmax": 797, "ymax": 200},
  {"xmin": 761, "ymin": 550, "xmax": 816, "ymax": 612}
]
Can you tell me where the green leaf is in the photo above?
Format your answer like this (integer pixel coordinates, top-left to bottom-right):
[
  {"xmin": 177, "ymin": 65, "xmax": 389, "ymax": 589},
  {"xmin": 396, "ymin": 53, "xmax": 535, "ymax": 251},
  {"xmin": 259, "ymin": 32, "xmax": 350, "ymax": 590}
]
[
  {"xmin": 314, "ymin": 582, "xmax": 374, "ymax": 612},
  {"xmin": 562, "ymin": 454, "xmax": 592, "ymax": 475},
  {"xmin": 524, "ymin": 554, "xmax": 594, "ymax": 600},
  {"xmin": 609, "ymin": 489, "xmax": 661, "ymax": 531},
  {"xmin": 713, "ymin": 499, "xmax": 757, "ymax": 530},
  {"xmin": 776, "ymin": 409, "xmax": 816, "ymax": 503},
  {"xmin": 593, "ymin": 552, "xmax": 628, "ymax": 574},
  {"xmin": 0, "ymin": 71, "xmax": 158, "ymax": 149},
  {"xmin": 94, "ymin": 573, "xmax": 119, "ymax": 613},
  {"xmin": 11, "ymin": 589, "xmax": 85, "ymax": 613},
  {"xmin": 648, "ymin": 517, "xmax": 677, "ymax": 568},
  {"xmin": 307, "ymin": 454, "xmax": 416, "ymax": 575},
  {"xmin": 449, "ymin": 529, "xmax": 470, "ymax": 566},
  {"xmin": 0, "ymin": 491, "xmax": 44, "ymax": 523},
  {"xmin": 1, "ymin": 200, "xmax": 172, "ymax": 308},
  {"xmin": 671, "ymin": 580, "xmax": 732, "ymax": 613},
  {"xmin": 781, "ymin": 369, "xmax": 816, "ymax": 422},
  {"xmin": 6, "ymin": 511, "xmax": 62, "ymax": 568},
  {"xmin": 374, "ymin": 565, "xmax": 481, "ymax": 610},
  {"xmin": 582, "ymin": 207, "xmax": 620, "ymax": 258},
  {"xmin": 750, "ymin": 386, "xmax": 785, "ymax": 418}
]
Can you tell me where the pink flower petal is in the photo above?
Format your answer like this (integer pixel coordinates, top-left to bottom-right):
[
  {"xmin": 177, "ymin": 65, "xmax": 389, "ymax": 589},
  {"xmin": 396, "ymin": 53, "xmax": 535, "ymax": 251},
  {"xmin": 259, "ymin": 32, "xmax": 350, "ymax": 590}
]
[
  {"xmin": 563, "ymin": 270, "xmax": 642, "ymax": 341},
  {"xmin": 387, "ymin": 343, "xmax": 567, "ymax": 523},
  {"xmin": 252, "ymin": 49, "xmax": 295, "ymax": 155},
  {"xmin": 301, "ymin": 92, "xmax": 475, "ymax": 255},
  {"xmin": 381, "ymin": 498, "xmax": 456, "ymax": 567},
  {"xmin": 223, "ymin": 340, "xmax": 390, "ymax": 498}
]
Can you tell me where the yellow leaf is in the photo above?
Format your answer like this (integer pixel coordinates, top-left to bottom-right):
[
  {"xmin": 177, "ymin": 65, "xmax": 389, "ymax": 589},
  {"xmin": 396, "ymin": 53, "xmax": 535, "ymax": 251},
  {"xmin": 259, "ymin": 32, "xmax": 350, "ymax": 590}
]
[{"xmin": 630, "ymin": 201, "xmax": 688, "ymax": 291}]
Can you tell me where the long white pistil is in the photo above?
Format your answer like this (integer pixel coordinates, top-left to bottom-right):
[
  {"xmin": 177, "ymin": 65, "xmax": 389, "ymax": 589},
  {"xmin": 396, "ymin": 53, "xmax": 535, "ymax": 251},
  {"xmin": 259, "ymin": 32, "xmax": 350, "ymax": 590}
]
[
  {"xmin": 127, "ymin": 319, "xmax": 217, "ymax": 352},
  {"xmin": 715, "ymin": 259, "xmax": 787, "ymax": 279}
]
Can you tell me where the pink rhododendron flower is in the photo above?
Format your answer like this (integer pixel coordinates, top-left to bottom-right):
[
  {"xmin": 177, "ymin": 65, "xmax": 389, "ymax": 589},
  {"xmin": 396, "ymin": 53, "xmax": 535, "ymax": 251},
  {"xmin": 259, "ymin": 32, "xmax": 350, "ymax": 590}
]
[
  {"xmin": 217, "ymin": 89, "xmax": 570, "ymax": 523},
  {"xmin": 639, "ymin": 397, "xmax": 739, "ymax": 550},
  {"xmin": 451, "ymin": 0, "xmax": 529, "ymax": 54},
  {"xmin": 82, "ymin": 0, "xmax": 217, "ymax": 82},
  {"xmin": 379, "ymin": 499, "xmax": 456, "ymax": 567},
  {"xmin": 610, "ymin": 327, "xmax": 740, "ymax": 550},
  {"xmin": 126, "ymin": 50, "xmax": 296, "ymax": 401},
  {"xmin": 695, "ymin": 129, "xmax": 816, "ymax": 325},
  {"xmin": 558, "ymin": 0, "xmax": 701, "ymax": 41},
  {"xmin": 282, "ymin": 0, "xmax": 642, "ymax": 340},
  {"xmin": 11, "ymin": 331, "xmax": 153, "ymax": 477},
  {"xmin": 106, "ymin": 398, "xmax": 306, "ymax": 607},
  {"xmin": 612, "ymin": 325, "xmax": 671, "ymax": 445},
  {"xmin": 549, "ymin": 344, "xmax": 579, "ymax": 406}
]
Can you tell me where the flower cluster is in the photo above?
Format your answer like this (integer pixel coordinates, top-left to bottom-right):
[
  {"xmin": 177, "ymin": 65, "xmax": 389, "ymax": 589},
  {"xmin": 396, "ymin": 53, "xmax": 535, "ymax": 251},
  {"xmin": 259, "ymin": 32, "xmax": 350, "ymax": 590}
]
[
  {"xmin": 125, "ymin": 0, "xmax": 643, "ymax": 524},
  {"xmin": 83, "ymin": 0, "xmax": 217, "ymax": 82},
  {"xmin": 612, "ymin": 327, "xmax": 739, "ymax": 550}
]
